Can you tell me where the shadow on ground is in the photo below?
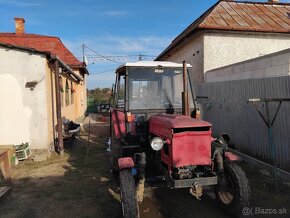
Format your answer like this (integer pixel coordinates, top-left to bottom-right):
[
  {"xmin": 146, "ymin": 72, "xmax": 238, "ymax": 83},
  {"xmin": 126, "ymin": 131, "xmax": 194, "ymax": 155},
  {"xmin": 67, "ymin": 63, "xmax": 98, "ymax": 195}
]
[{"xmin": 0, "ymin": 123, "xmax": 123, "ymax": 218}]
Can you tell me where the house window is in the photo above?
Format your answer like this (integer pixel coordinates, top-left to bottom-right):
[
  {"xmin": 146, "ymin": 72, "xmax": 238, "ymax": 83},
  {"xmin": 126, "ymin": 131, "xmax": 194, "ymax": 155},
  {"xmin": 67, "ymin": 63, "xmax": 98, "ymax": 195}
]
[
  {"xmin": 71, "ymin": 81, "xmax": 74, "ymax": 104},
  {"xmin": 65, "ymin": 79, "xmax": 70, "ymax": 106}
]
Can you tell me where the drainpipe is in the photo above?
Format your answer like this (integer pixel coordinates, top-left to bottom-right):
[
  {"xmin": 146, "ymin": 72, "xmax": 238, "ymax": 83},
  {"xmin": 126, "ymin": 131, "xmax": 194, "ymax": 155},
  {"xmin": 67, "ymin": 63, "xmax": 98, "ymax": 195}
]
[
  {"xmin": 54, "ymin": 60, "xmax": 64, "ymax": 155},
  {"xmin": 182, "ymin": 61, "xmax": 190, "ymax": 116},
  {"xmin": 50, "ymin": 70, "xmax": 56, "ymax": 146}
]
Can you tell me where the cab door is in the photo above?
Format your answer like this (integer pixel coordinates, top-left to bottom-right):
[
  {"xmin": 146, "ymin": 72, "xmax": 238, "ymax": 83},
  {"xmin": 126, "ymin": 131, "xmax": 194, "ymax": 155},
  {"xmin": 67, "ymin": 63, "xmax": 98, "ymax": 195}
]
[{"xmin": 111, "ymin": 72, "xmax": 126, "ymax": 140}]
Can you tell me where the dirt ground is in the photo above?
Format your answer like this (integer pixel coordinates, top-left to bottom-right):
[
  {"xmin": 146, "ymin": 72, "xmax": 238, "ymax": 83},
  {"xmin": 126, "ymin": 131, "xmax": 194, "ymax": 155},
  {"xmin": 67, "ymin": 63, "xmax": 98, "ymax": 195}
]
[{"xmin": 0, "ymin": 115, "xmax": 290, "ymax": 218}]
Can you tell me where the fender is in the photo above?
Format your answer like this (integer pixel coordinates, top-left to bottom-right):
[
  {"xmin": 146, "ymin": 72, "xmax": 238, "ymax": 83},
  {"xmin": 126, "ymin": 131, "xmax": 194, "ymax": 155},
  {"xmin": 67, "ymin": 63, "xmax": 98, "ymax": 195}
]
[
  {"xmin": 118, "ymin": 157, "xmax": 134, "ymax": 170},
  {"xmin": 225, "ymin": 151, "xmax": 240, "ymax": 161}
]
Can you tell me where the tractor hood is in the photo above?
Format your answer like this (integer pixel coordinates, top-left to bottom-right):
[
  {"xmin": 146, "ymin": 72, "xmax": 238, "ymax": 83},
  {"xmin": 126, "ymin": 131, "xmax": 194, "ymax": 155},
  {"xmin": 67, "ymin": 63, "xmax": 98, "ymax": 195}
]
[{"xmin": 150, "ymin": 114, "xmax": 212, "ymax": 129}]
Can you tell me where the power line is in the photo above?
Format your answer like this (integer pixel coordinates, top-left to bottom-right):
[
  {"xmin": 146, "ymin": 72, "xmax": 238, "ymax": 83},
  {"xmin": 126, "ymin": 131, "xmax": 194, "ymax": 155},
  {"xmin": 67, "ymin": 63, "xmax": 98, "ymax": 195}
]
[
  {"xmin": 89, "ymin": 68, "xmax": 116, "ymax": 76},
  {"xmin": 76, "ymin": 54, "xmax": 156, "ymax": 58},
  {"xmin": 76, "ymin": 44, "xmax": 156, "ymax": 64},
  {"xmin": 84, "ymin": 44, "xmax": 121, "ymax": 64}
]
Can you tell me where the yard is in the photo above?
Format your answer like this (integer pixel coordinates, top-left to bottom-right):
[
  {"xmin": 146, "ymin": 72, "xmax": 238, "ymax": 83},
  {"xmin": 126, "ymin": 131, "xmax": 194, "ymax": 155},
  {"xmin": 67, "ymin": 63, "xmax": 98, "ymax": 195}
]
[{"xmin": 0, "ymin": 116, "xmax": 289, "ymax": 218}]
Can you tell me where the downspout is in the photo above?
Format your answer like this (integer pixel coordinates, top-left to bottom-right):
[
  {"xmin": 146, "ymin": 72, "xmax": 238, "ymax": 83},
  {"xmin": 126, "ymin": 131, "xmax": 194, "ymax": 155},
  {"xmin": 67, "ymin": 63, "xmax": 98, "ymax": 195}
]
[
  {"xmin": 50, "ymin": 70, "xmax": 56, "ymax": 146},
  {"xmin": 54, "ymin": 60, "xmax": 64, "ymax": 155}
]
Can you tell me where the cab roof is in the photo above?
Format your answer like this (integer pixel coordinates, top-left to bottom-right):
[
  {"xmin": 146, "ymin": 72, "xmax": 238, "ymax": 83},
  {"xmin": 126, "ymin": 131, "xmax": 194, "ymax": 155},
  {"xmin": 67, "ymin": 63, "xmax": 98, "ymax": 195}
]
[{"xmin": 116, "ymin": 61, "xmax": 192, "ymax": 73}]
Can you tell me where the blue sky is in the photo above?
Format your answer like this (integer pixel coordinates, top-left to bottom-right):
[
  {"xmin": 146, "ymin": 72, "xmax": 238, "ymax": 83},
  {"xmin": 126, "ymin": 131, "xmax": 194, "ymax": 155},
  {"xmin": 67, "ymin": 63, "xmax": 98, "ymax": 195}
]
[{"xmin": 0, "ymin": 0, "xmax": 283, "ymax": 89}]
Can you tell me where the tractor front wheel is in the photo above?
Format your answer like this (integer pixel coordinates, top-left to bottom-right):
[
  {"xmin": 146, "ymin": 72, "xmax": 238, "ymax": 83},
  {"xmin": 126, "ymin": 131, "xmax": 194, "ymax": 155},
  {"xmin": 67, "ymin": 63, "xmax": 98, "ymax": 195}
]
[
  {"xmin": 215, "ymin": 163, "xmax": 250, "ymax": 216},
  {"xmin": 120, "ymin": 169, "xmax": 140, "ymax": 218}
]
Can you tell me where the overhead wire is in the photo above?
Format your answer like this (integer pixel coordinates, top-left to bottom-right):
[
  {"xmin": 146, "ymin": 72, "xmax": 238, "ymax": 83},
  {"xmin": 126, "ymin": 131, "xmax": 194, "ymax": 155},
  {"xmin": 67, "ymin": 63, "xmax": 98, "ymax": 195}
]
[
  {"xmin": 84, "ymin": 44, "xmax": 121, "ymax": 64},
  {"xmin": 90, "ymin": 68, "xmax": 116, "ymax": 76},
  {"xmin": 76, "ymin": 44, "xmax": 156, "ymax": 64}
]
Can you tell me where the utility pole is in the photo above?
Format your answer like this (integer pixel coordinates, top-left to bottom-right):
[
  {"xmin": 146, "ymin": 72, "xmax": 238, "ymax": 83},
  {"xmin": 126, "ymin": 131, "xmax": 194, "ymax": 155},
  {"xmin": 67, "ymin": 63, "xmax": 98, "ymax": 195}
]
[
  {"xmin": 82, "ymin": 43, "xmax": 85, "ymax": 63},
  {"xmin": 54, "ymin": 59, "xmax": 64, "ymax": 155}
]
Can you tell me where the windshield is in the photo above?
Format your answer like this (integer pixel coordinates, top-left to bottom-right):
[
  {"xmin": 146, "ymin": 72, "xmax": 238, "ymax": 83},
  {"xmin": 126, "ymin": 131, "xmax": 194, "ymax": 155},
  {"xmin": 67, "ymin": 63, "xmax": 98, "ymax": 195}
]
[{"xmin": 128, "ymin": 67, "xmax": 193, "ymax": 110}]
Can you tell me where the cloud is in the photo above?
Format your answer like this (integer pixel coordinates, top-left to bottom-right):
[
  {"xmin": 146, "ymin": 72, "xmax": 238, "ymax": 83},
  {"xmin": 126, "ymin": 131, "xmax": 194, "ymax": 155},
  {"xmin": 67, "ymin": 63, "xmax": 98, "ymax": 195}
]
[
  {"xmin": 64, "ymin": 34, "xmax": 171, "ymax": 59},
  {"xmin": 0, "ymin": 0, "xmax": 41, "ymax": 7},
  {"xmin": 63, "ymin": 34, "xmax": 172, "ymax": 88},
  {"xmin": 102, "ymin": 10, "xmax": 128, "ymax": 17}
]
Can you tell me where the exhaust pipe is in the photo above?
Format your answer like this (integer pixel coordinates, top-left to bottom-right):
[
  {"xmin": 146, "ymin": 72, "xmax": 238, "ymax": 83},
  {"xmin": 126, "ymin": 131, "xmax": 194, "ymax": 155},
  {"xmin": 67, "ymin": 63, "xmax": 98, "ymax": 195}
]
[{"xmin": 182, "ymin": 61, "xmax": 190, "ymax": 116}]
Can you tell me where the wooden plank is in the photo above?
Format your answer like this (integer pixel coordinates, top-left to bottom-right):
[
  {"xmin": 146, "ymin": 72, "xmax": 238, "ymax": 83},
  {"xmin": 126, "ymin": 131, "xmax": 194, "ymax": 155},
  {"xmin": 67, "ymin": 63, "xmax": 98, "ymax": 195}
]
[
  {"xmin": 0, "ymin": 151, "xmax": 12, "ymax": 183},
  {"xmin": 0, "ymin": 186, "xmax": 11, "ymax": 199}
]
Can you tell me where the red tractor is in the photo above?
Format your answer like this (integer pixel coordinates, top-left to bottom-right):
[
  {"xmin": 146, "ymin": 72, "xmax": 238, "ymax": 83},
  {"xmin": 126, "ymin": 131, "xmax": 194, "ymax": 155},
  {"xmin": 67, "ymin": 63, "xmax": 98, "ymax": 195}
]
[{"xmin": 110, "ymin": 61, "xmax": 250, "ymax": 217}]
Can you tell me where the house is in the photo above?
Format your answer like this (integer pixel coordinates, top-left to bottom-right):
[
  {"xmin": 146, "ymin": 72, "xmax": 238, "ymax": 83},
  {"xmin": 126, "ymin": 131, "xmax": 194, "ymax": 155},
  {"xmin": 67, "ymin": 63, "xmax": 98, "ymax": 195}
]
[
  {"xmin": 156, "ymin": 0, "xmax": 290, "ymax": 85},
  {"xmin": 0, "ymin": 18, "xmax": 88, "ymax": 156}
]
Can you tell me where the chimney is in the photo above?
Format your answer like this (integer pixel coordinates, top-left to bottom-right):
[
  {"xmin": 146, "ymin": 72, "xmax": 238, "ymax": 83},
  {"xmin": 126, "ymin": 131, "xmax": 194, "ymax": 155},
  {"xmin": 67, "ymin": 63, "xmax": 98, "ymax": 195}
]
[
  {"xmin": 268, "ymin": 0, "xmax": 279, "ymax": 2},
  {"xmin": 14, "ymin": 17, "xmax": 25, "ymax": 34}
]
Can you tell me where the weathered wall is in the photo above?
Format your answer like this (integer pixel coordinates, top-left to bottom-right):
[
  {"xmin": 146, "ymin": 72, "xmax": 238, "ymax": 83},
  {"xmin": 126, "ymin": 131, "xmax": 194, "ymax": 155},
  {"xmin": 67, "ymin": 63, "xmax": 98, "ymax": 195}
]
[
  {"xmin": 205, "ymin": 49, "xmax": 290, "ymax": 82},
  {"xmin": 59, "ymin": 72, "xmax": 87, "ymax": 122},
  {"xmin": 46, "ymin": 66, "xmax": 87, "ymax": 147},
  {"xmin": 198, "ymin": 77, "xmax": 290, "ymax": 172},
  {"xmin": 204, "ymin": 32, "xmax": 290, "ymax": 74},
  {"xmin": 0, "ymin": 48, "xmax": 49, "ymax": 149},
  {"xmin": 157, "ymin": 33, "xmax": 204, "ymax": 85}
]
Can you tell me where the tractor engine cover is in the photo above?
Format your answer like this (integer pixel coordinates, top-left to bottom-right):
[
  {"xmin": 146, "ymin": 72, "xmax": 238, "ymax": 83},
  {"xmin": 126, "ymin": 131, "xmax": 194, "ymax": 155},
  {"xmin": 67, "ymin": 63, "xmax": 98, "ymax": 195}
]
[{"xmin": 149, "ymin": 114, "xmax": 212, "ymax": 167}]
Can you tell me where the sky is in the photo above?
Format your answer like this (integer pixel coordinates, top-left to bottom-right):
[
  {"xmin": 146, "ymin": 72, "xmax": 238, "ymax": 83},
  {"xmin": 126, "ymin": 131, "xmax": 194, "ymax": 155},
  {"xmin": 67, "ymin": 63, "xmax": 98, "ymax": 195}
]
[{"xmin": 0, "ymin": 0, "xmax": 285, "ymax": 89}]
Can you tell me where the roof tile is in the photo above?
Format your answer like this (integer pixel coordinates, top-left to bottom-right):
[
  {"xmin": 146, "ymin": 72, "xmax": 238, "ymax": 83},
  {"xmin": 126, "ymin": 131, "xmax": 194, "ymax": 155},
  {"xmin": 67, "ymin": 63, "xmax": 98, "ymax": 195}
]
[{"xmin": 0, "ymin": 33, "xmax": 82, "ymax": 68}]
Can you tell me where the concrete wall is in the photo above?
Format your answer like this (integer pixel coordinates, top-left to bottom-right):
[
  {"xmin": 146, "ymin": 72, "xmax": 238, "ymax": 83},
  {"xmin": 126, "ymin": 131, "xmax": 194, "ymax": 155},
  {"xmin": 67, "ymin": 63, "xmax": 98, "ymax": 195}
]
[
  {"xmin": 0, "ymin": 48, "xmax": 49, "ymax": 149},
  {"xmin": 204, "ymin": 32, "xmax": 290, "ymax": 75},
  {"xmin": 206, "ymin": 49, "xmax": 290, "ymax": 82}
]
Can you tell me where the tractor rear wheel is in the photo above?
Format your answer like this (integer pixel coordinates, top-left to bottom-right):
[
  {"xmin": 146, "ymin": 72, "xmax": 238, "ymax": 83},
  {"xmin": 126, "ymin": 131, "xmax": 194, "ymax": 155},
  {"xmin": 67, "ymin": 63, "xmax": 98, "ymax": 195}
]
[
  {"xmin": 120, "ymin": 169, "xmax": 140, "ymax": 218},
  {"xmin": 215, "ymin": 163, "xmax": 250, "ymax": 216}
]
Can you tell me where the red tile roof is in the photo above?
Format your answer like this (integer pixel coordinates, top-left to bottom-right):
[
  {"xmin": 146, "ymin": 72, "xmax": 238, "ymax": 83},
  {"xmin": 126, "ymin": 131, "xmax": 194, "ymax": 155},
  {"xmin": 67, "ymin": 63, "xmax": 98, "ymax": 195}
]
[
  {"xmin": 157, "ymin": 0, "xmax": 290, "ymax": 59},
  {"xmin": 0, "ymin": 33, "xmax": 83, "ymax": 68}
]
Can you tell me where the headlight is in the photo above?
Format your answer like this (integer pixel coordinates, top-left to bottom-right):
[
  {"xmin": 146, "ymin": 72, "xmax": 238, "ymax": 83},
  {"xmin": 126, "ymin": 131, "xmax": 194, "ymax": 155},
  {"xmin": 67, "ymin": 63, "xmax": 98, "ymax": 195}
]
[{"xmin": 150, "ymin": 137, "xmax": 164, "ymax": 151}]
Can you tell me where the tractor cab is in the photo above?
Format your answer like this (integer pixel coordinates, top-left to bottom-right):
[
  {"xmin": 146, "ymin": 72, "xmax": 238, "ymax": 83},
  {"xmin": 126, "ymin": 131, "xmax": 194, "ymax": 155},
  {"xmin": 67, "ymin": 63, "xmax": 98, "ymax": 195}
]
[{"xmin": 111, "ymin": 61, "xmax": 195, "ymax": 145}]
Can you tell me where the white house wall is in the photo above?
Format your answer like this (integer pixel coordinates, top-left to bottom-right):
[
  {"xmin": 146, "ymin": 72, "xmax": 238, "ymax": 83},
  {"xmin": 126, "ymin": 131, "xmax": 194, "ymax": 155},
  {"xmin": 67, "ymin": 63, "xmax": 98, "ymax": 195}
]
[
  {"xmin": 0, "ymin": 48, "xmax": 49, "ymax": 149},
  {"xmin": 158, "ymin": 33, "xmax": 204, "ymax": 85},
  {"xmin": 204, "ymin": 32, "xmax": 290, "ymax": 75}
]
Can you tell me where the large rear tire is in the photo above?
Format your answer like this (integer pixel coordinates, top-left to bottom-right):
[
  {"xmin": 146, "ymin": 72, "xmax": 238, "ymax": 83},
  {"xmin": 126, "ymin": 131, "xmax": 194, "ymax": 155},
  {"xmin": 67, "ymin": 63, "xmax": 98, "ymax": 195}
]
[
  {"xmin": 215, "ymin": 163, "xmax": 250, "ymax": 216},
  {"xmin": 120, "ymin": 169, "xmax": 140, "ymax": 218}
]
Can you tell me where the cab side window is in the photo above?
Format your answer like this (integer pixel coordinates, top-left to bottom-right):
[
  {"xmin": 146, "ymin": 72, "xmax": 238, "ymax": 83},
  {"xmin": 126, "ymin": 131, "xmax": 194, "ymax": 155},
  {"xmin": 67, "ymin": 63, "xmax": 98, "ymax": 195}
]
[{"xmin": 116, "ymin": 75, "xmax": 125, "ymax": 109}]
